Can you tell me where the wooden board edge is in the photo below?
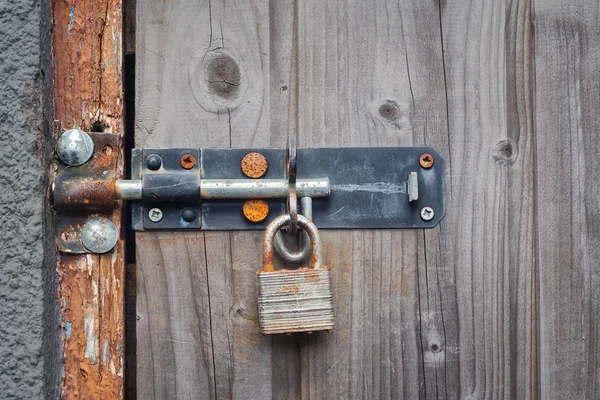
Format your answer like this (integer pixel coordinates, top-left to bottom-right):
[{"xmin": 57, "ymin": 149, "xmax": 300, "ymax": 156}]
[{"xmin": 51, "ymin": 1, "xmax": 125, "ymax": 398}]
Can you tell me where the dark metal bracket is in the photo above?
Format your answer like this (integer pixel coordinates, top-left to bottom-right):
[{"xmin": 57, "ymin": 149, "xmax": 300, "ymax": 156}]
[{"xmin": 130, "ymin": 147, "xmax": 445, "ymax": 231}]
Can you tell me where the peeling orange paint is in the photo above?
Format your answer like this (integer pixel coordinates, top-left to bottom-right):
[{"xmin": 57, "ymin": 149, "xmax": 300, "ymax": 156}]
[{"xmin": 52, "ymin": 0, "xmax": 125, "ymax": 398}]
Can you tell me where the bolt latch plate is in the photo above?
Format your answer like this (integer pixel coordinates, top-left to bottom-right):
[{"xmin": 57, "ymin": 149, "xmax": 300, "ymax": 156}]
[
  {"xmin": 132, "ymin": 147, "xmax": 445, "ymax": 231},
  {"xmin": 52, "ymin": 137, "xmax": 446, "ymax": 253}
]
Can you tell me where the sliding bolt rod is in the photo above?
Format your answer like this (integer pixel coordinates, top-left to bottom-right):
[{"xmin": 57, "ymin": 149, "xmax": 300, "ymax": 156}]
[{"xmin": 115, "ymin": 178, "xmax": 330, "ymax": 201}]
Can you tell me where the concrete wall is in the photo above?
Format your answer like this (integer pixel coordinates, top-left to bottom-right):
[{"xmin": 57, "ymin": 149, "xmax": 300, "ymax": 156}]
[{"xmin": 0, "ymin": 0, "xmax": 58, "ymax": 398}]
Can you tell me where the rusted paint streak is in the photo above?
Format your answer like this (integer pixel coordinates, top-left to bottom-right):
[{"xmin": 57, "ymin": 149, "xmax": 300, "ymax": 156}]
[{"xmin": 52, "ymin": 0, "xmax": 125, "ymax": 398}]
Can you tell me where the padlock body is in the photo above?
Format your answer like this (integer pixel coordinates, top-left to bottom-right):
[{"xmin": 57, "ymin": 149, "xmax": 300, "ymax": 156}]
[{"xmin": 257, "ymin": 267, "xmax": 335, "ymax": 335}]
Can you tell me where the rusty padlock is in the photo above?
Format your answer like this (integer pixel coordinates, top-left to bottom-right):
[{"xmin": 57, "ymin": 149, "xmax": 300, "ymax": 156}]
[{"xmin": 257, "ymin": 214, "xmax": 335, "ymax": 335}]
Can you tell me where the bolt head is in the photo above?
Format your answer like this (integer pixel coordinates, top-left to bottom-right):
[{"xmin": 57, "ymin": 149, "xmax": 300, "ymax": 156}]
[
  {"xmin": 241, "ymin": 152, "xmax": 268, "ymax": 178},
  {"xmin": 81, "ymin": 217, "xmax": 118, "ymax": 253},
  {"xmin": 57, "ymin": 129, "xmax": 94, "ymax": 166},
  {"xmin": 146, "ymin": 154, "xmax": 162, "ymax": 171},
  {"xmin": 149, "ymin": 208, "xmax": 163, "ymax": 222},
  {"xmin": 420, "ymin": 206, "xmax": 435, "ymax": 221},
  {"xmin": 181, "ymin": 208, "xmax": 197, "ymax": 222},
  {"xmin": 242, "ymin": 200, "xmax": 269, "ymax": 222}
]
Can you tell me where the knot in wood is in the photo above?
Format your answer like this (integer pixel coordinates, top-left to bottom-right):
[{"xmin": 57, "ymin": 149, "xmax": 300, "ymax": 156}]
[
  {"xmin": 204, "ymin": 53, "xmax": 242, "ymax": 100},
  {"xmin": 378, "ymin": 100, "xmax": 401, "ymax": 121},
  {"xmin": 493, "ymin": 138, "xmax": 517, "ymax": 165}
]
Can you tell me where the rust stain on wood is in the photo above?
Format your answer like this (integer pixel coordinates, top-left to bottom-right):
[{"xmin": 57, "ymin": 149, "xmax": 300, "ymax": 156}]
[{"xmin": 52, "ymin": 0, "xmax": 125, "ymax": 398}]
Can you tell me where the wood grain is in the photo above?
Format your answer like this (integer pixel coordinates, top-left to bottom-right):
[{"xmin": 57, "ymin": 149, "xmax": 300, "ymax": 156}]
[
  {"xmin": 52, "ymin": 0, "xmax": 125, "ymax": 398},
  {"xmin": 135, "ymin": 0, "xmax": 599, "ymax": 398},
  {"xmin": 292, "ymin": 0, "xmax": 438, "ymax": 398},
  {"xmin": 438, "ymin": 0, "xmax": 538, "ymax": 398},
  {"xmin": 533, "ymin": 1, "xmax": 600, "ymax": 398},
  {"xmin": 135, "ymin": 1, "xmax": 273, "ymax": 398}
]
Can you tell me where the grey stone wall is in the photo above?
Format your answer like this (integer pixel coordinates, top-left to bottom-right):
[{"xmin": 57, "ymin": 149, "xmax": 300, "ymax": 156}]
[{"xmin": 0, "ymin": 0, "xmax": 58, "ymax": 398}]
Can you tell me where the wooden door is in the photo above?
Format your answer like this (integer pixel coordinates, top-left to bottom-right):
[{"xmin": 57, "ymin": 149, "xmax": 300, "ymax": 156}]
[{"xmin": 133, "ymin": 1, "xmax": 600, "ymax": 399}]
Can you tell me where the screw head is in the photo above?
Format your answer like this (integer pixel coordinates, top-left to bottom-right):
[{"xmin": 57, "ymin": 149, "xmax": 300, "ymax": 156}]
[
  {"xmin": 420, "ymin": 206, "xmax": 435, "ymax": 221},
  {"xmin": 180, "ymin": 154, "xmax": 196, "ymax": 169},
  {"xmin": 149, "ymin": 208, "xmax": 163, "ymax": 222},
  {"xmin": 146, "ymin": 154, "xmax": 162, "ymax": 171},
  {"xmin": 419, "ymin": 153, "xmax": 434, "ymax": 169},
  {"xmin": 181, "ymin": 208, "xmax": 197, "ymax": 222},
  {"xmin": 57, "ymin": 129, "xmax": 94, "ymax": 166},
  {"xmin": 242, "ymin": 200, "xmax": 269, "ymax": 222},
  {"xmin": 81, "ymin": 217, "xmax": 118, "ymax": 253}
]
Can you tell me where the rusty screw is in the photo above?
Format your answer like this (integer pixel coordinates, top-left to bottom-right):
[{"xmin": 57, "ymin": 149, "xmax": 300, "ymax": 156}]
[
  {"xmin": 241, "ymin": 152, "xmax": 268, "ymax": 178},
  {"xmin": 180, "ymin": 154, "xmax": 196, "ymax": 169},
  {"xmin": 420, "ymin": 153, "xmax": 434, "ymax": 169},
  {"xmin": 243, "ymin": 200, "xmax": 269, "ymax": 222}
]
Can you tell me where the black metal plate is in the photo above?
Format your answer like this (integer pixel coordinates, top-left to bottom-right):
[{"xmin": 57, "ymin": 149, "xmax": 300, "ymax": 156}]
[
  {"xmin": 133, "ymin": 148, "xmax": 202, "ymax": 230},
  {"xmin": 133, "ymin": 147, "xmax": 445, "ymax": 230}
]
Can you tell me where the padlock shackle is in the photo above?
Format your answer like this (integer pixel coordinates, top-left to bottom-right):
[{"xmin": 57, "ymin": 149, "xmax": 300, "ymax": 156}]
[{"xmin": 262, "ymin": 214, "xmax": 322, "ymax": 272}]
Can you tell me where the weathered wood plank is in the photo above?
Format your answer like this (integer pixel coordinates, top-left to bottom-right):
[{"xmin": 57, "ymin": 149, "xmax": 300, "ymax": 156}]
[
  {"xmin": 289, "ymin": 0, "xmax": 536, "ymax": 398},
  {"xmin": 52, "ymin": 0, "xmax": 125, "ymax": 398},
  {"xmin": 533, "ymin": 1, "xmax": 600, "ymax": 398},
  {"xmin": 136, "ymin": 0, "xmax": 542, "ymax": 398},
  {"xmin": 292, "ymin": 1, "xmax": 437, "ymax": 398},
  {"xmin": 439, "ymin": 0, "xmax": 537, "ymax": 397},
  {"xmin": 135, "ymin": 1, "xmax": 273, "ymax": 398}
]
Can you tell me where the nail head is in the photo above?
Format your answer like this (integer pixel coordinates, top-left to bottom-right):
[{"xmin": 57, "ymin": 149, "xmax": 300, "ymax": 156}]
[
  {"xmin": 146, "ymin": 154, "xmax": 162, "ymax": 171},
  {"xmin": 241, "ymin": 152, "xmax": 268, "ymax": 178},
  {"xmin": 243, "ymin": 200, "xmax": 269, "ymax": 222}
]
